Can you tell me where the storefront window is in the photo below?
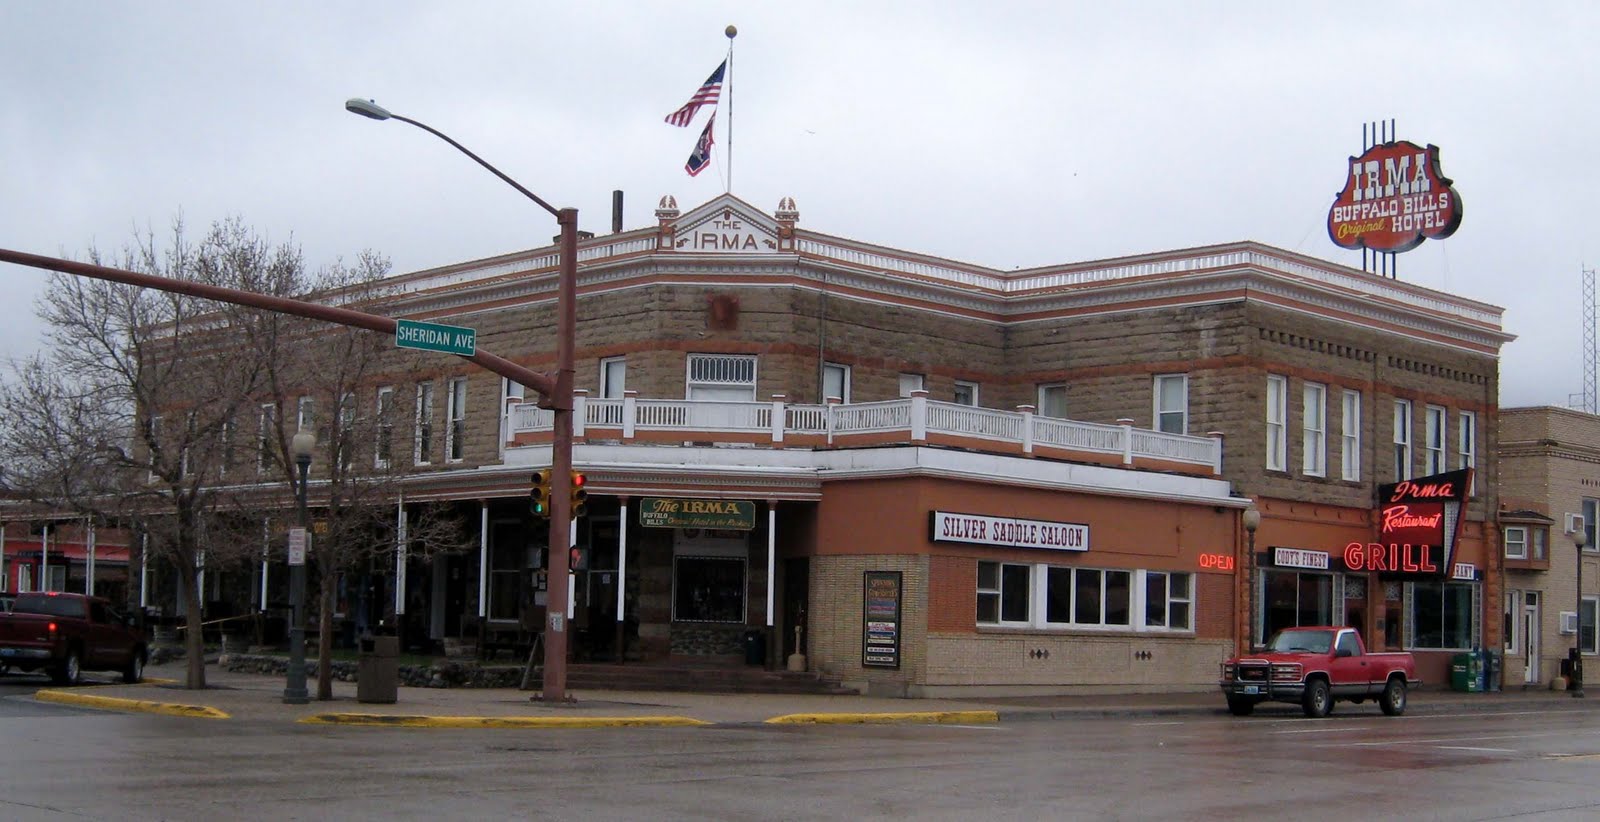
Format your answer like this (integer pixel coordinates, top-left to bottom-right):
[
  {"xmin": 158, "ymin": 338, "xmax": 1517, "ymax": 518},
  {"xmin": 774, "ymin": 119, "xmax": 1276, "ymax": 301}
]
[
  {"xmin": 1408, "ymin": 580, "xmax": 1476, "ymax": 650},
  {"xmin": 672, "ymin": 556, "xmax": 745, "ymax": 623},
  {"xmin": 1263, "ymin": 570, "xmax": 1333, "ymax": 639},
  {"xmin": 1062, "ymin": 568, "xmax": 1129, "ymax": 627},
  {"xmin": 1145, "ymin": 571, "xmax": 1192, "ymax": 630},
  {"xmin": 977, "ymin": 561, "xmax": 1031, "ymax": 625}
]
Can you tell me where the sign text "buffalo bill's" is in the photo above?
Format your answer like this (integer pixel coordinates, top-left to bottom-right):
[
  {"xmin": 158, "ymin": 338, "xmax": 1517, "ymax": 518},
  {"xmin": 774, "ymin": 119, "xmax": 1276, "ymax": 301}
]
[
  {"xmin": 1327, "ymin": 140, "xmax": 1461, "ymax": 254},
  {"xmin": 929, "ymin": 511, "xmax": 1088, "ymax": 552}
]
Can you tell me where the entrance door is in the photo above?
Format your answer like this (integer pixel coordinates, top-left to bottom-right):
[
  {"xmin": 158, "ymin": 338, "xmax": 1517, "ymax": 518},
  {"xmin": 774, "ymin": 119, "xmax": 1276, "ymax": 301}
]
[
  {"xmin": 583, "ymin": 518, "xmax": 620, "ymax": 660},
  {"xmin": 1524, "ymin": 592, "xmax": 1540, "ymax": 684}
]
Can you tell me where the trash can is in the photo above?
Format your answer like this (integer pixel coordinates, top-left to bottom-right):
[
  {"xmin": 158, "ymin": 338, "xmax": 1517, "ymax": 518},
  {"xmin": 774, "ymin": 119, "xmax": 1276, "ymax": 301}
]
[
  {"xmin": 357, "ymin": 633, "xmax": 400, "ymax": 704},
  {"xmin": 742, "ymin": 629, "xmax": 766, "ymax": 666}
]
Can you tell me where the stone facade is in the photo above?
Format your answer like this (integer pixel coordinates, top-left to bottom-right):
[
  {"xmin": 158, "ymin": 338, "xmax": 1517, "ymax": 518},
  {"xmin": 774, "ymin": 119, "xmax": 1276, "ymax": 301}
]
[{"xmin": 113, "ymin": 192, "xmax": 1514, "ymax": 698}]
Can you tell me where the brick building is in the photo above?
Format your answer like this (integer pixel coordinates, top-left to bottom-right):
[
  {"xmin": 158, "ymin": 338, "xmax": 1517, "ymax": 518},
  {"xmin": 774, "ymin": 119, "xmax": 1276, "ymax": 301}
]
[
  {"xmin": 1497, "ymin": 406, "xmax": 1600, "ymax": 689},
  {"xmin": 52, "ymin": 191, "xmax": 1511, "ymax": 696}
]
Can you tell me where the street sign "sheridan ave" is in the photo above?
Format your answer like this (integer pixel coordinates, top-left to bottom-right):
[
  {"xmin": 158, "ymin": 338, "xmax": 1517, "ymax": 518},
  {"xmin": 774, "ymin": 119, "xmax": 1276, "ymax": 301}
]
[{"xmin": 395, "ymin": 318, "xmax": 476, "ymax": 357}]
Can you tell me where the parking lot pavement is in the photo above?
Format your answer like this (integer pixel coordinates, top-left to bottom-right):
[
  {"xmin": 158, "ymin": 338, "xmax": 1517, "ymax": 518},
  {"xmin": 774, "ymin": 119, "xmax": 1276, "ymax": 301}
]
[{"xmin": 26, "ymin": 662, "xmax": 1600, "ymax": 727}]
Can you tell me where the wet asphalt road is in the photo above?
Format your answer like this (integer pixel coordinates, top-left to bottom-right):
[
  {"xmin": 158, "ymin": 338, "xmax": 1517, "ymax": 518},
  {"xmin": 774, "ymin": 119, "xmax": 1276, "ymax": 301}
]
[{"xmin": 3, "ymin": 675, "xmax": 1600, "ymax": 821}]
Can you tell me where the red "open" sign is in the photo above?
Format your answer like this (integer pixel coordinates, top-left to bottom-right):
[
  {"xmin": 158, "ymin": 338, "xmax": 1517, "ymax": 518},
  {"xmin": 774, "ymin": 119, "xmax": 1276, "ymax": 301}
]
[{"xmin": 1198, "ymin": 553, "xmax": 1234, "ymax": 571}]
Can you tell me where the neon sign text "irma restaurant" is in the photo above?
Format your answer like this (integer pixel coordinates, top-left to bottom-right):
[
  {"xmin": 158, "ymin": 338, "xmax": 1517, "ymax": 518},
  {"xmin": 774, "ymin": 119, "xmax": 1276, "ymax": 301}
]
[{"xmin": 1344, "ymin": 469, "xmax": 1471, "ymax": 577}]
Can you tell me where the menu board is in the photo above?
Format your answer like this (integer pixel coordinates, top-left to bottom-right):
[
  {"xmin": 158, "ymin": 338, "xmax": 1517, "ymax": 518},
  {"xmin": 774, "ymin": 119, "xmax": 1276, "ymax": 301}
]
[{"xmin": 862, "ymin": 571, "xmax": 901, "ymax": 669}]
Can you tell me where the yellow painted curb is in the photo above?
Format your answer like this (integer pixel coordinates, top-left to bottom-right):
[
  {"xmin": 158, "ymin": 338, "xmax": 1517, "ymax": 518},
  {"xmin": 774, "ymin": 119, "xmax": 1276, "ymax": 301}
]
[
  {"xmin": 298, "ymin": 713, "xmax": 711, "ymax": 729},
  {"xmin": 765, "ymin": 710, "xmax": 999, "ymax": 725},
  {"xmin": 35, "ymin": 689, "xmax": 230, "ymax": 720}
]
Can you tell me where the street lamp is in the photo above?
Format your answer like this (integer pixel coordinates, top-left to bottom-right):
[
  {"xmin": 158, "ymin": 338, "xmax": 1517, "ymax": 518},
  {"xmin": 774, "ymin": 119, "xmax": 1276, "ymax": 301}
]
[
  {"xmin": 1575, "ymin": 529, "xmax": 1587, "ymax": 698},
  {"xmin": 1243, "ymin": 505, "xmax": 1261, "ymax": 651},
  {"xmin": 346, "ymin": 97, "xmax": 577, "ymax": 702},
  {"xmin": 282, "ymin": 429, "xmax": 315, "ymax": 705}
]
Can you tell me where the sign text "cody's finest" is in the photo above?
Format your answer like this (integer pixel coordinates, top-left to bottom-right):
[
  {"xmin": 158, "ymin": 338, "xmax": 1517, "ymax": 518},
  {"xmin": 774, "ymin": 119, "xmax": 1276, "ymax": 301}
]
[{"xmin": 929, "ymin": 511, "xmax": 1088, "ymax": 552}]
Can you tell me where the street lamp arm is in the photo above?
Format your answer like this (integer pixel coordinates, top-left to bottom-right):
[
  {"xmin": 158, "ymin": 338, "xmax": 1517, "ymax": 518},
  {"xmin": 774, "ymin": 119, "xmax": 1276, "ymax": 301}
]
[
  {"xmin": 0, "ymin": 247, "xmax": 556, "ymax": 400},
  {"xmin": 383, "ymin": 112, "xmax": 561, "ymax": 220}
]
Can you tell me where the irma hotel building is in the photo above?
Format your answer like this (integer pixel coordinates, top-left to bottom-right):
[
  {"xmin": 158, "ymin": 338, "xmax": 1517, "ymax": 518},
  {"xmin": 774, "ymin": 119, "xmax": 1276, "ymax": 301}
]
[{"xmin": 17, "ymin": 192, "xmax": 1509, "ymax": 696}]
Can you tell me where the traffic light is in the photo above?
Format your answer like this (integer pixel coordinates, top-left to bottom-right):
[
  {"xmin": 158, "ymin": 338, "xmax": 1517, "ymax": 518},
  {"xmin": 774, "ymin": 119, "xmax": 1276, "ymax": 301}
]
[
  {"xmin": 531, "ymin": 468, "xmax": 553, "ymax": 518},
  {"xmin": 569, "ymin": 545, "xmax": 588, "ymax": 572},
  {"xmin": 569, "ymin": 469, "xmax": 588, "ymax": 519}
]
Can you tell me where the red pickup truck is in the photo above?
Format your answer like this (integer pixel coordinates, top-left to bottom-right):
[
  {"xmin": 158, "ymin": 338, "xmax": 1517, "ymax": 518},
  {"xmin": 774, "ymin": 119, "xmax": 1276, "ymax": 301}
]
[
  {"xmin": 0, "ymin": 592, "xmax": 147, "ymax": 684},
  {"xmin": 1219, "ymin": 626, "xmax": 1418, "ymax": 717}
]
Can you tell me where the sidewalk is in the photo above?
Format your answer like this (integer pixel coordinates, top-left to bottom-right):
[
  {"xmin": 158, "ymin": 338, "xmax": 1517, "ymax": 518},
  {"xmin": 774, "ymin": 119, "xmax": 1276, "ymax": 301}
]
[{"xmin": 32, "ymin": 662, "xmax": 1600, "ymax": 728}]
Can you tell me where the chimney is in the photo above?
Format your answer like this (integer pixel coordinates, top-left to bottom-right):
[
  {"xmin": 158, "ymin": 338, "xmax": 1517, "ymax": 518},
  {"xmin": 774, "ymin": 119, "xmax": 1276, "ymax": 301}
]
[{"xmin": 612, "ymin": 190, "xmax": 624, "ymax": 234}]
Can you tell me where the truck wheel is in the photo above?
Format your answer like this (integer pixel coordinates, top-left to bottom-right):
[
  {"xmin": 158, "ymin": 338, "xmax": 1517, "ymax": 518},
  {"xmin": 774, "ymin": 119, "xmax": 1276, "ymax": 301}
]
[
  {"xmin": 122, "ymin": 649, "xmax": 145, "ymax": 684},
  {"xmin": 1380, "ymin": 676, "xmax": 1407, "ymax": 716},
  {"xmin": 51, "ymin": 649, "xmax": 81, "ymax": 686},
  {"xmin": 1302, "ymin": 678, "xmax": 1332, "ymax": 718},
  {"xmin": 1226, "ymin": 696, "xmax": 1256, "ymax": 716}
]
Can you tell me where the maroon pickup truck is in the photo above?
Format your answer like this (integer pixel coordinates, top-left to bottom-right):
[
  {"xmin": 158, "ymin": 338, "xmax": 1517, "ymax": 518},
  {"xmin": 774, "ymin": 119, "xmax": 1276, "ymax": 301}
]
[
  {"xmin": 1219, "ymin": 626, "xmax": 1419, "ymax": 718},
  {"xmin": 0, "ymin": 592, "xmax": 147, "ymax": 684}
]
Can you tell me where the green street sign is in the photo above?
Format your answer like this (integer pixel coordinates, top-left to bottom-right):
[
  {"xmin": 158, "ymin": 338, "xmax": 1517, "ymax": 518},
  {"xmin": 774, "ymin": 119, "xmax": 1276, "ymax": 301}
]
[
  {"xmin": 638, "ymin": 497, "xmax": 757, "ymax": 530},
  {"xmin": 395, "ymin": 319, "xmax": 476, "ymax": 357}
]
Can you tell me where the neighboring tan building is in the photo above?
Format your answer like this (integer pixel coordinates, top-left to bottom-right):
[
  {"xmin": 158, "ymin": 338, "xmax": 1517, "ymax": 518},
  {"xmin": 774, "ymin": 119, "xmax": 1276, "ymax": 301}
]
[{"xmin": 1498, "ymin": 406, "xmax": 1599, "ymax": 689}]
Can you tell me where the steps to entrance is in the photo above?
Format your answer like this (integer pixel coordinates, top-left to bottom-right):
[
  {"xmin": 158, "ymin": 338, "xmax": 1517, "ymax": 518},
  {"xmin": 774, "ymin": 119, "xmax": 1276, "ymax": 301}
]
[{"xmin": 535, "ymin": 662, "xmax": 856, "ymax": 695}]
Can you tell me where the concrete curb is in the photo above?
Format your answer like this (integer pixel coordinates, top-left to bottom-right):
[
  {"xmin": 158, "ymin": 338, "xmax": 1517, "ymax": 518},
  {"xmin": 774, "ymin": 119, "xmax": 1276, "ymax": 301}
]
[
  {"xmin": 765, "ymin": 710, "xmax": 999, "ymax": 725},
  {"xmin": 297, "ymin": 713, "xmax": 711, "ymax": 729},
  {"xmin": 34, "ymin": 689, "xmax": 230, "ymax": 720}
]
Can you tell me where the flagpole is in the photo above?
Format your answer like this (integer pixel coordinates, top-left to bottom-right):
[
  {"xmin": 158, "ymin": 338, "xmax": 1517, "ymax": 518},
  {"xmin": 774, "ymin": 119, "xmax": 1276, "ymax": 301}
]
[{"xmin": 725, "ymin": 24, "xmax": 736, "ymax": 193}]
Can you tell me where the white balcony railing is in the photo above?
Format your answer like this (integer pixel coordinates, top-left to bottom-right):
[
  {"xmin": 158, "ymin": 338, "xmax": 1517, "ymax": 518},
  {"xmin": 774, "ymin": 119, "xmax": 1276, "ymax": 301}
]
[{"xmin": 508, "ymin": 393, "xmax": 1223, "ymax": 473}]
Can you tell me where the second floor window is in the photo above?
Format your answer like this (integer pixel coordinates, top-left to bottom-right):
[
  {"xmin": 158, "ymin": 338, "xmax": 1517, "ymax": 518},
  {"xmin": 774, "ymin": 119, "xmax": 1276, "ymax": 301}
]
[
  {"xmin": 1154, "ymin": 374, "xmax": 1187, "ymax": 435},
  {"xmin": 1458, "ymin": 410, "xmax": 1477, "ymax": 493},
  {"xmin": 415, "ymin": 382, "xmax": 434, "ymax": 465},
  {"xmin": 1584, "ymin": 499, "xmax": 1599, "ymax": 554},
  {"xmin": 258, "ymin": 403, "xmax": 277, "ymax": 473},
  {"xmin": 1037, "ymin": 383, "xmax": 1066, "ymax": 419},
  {"xmin": 446, "ymin": 378, "xmax": 467, "ymax": 462},
  {"xmin": 822, "ymin": 362, "xmax": 851, "ymax": 404},
  {"xmin": 688, "ymin": 353, "xmax": 757, "ymax": 402},
  {"xmin": 1341, "ymin": 389, "xmax": 1361, "ymax": 481},
  {"xmin": 297, "ymin": 396, "xmax": 316, "ymax": 434},
  {"xmin": 375, "ymin": 387, "xmax": 394, "ymax": 469},
  {"xmin": 600, "ymin": 357, "xmax": 627, "ymax": 399},
  {"xmin": 1393, "ymin": 399, "xmax": 1413, "ymax": 481},
  {"xmin": 1425, "ymin": 405, "xmax": 1447, "ymax": 475},
  {"xmin": 1303, "ymin": 383, "xmax": 1326, "ymax": 477},
  {"xmin": 954, "ymin": 380, "xmax": 979, "ymax": 407},
  {"xmin": 1266, "ymin": 375, "xmax": 1287, "ymax": 471},
  {"xmin": 898, "ymin": 372, "xmax": 925, "ymax": 398},
  {"xmin": 1504, "ymin": 526, "xmax": 1527, "ymax": 559}
]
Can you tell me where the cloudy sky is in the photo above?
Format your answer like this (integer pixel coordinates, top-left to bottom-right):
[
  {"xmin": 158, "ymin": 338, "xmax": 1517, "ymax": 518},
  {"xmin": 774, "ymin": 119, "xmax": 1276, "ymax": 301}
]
[{"xmin": 2, "ymin": 1, "xmax": 1595, "ymax": 407}]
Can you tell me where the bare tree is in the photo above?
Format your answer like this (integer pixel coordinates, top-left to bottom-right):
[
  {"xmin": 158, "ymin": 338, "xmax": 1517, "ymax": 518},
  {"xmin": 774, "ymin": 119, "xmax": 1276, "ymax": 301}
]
[{"xmin": 0, "ymin": 218, "xmax": 295, "ymax": 689}]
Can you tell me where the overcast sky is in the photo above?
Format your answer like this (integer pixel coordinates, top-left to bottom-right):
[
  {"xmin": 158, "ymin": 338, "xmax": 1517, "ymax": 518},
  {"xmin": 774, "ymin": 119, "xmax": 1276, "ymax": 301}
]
[{"xmin": 3, "ymin": 1, "xmax": 1596, "ymax": 408}]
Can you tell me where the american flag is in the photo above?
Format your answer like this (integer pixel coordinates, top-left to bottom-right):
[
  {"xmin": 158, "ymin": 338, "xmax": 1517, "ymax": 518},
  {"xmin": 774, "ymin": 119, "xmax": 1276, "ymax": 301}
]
[
  {"xmin": 685, "ymin": 113, "xmax": 716, "ymax": 177},
  {"xmin": 664, "ymin": 60, "xmax": 726, "ymax": 127}
]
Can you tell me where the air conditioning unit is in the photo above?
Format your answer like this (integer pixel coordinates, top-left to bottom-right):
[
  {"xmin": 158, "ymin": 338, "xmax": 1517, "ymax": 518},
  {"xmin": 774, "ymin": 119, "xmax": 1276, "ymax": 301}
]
[
  {"xmin": 1566, "ymin": 513, "xmax": 1585, "ymax": 535},
  {"xmin": 1560, "ymin": 611, "xmax": 1578, "ymax": 635}
]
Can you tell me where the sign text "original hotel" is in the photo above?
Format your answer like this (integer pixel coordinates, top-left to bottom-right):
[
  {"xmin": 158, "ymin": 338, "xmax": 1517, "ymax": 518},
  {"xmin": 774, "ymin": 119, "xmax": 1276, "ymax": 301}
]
[{"xmin": 929, "ymin": 511, "xmax": 1089, "ymax": 552}]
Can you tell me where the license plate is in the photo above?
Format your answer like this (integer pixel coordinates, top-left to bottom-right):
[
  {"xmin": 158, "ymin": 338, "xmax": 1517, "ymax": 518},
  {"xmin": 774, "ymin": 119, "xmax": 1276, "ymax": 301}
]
[
  {"xmin": 1241, "ymin": 685, "xmax": 1260, "ymax": 695},
  {"xmin": 0, "ymin": 648, "xmax": 15, "ymax": 657}
]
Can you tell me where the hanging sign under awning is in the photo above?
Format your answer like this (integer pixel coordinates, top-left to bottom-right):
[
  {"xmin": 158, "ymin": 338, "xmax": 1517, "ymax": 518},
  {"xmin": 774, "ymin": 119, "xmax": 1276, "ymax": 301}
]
[{"xmin": 638, "ymin": 498, "xmax": 757, "ymax": 530}]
